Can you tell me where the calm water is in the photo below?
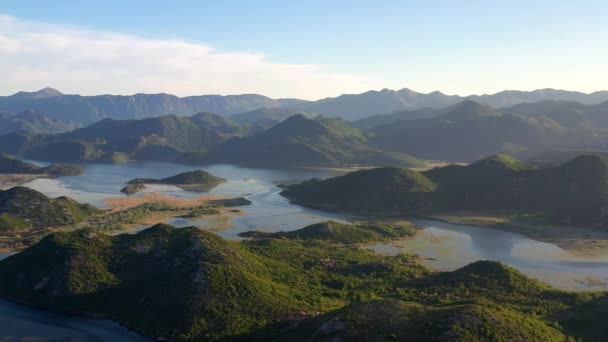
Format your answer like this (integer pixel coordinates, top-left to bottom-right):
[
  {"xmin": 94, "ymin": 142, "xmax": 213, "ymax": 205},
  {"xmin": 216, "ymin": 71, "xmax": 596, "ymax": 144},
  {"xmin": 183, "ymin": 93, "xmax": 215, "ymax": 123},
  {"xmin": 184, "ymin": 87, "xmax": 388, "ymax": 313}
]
[
  {"xmin": 368, "ymin": 219, "xmax": 608, "ymax": 291},
  {"xmin": 0, "ymin": 299, "xmax": 149, "ymax": 341},
  {"xmin": 2, "ymin": 161, "xmax": 608, "ymax": 338}
]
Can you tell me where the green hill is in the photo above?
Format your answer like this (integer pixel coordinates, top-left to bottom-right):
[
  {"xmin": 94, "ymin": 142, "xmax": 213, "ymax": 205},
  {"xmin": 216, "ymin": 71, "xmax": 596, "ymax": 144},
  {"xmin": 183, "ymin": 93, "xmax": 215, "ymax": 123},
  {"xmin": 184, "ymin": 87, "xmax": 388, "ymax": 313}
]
[
  {"xmin": 282, "ymin": 153, "xmax": 608, "ymax": 227},
  {"xmin": 0, "ymin": 186, "xmax": 100, "ymax": 233},
  {"xmin": 0, "ymin": 223, "xmax": 601, "ymax": 341},
  {"xmin": 266, "ymin": 299, "xmax": 568, "ymax": 342},
  {"xmin": 192, "ymin": 114, "xmax": 423, "ymax": 168},
  {"xmin": 123, "ymin": 170, "xmax": 226, "ymax": 194},
  {"xmin": 240, "ymin": 221, "xmax": 416, "ymax": 243},
  {"xmin": 0, "ymin": 153, "xmax": 84, "ymax": 176},
  {"xmin": 0, "ymin": 223, "xmax": 428, "ymax": 340}
]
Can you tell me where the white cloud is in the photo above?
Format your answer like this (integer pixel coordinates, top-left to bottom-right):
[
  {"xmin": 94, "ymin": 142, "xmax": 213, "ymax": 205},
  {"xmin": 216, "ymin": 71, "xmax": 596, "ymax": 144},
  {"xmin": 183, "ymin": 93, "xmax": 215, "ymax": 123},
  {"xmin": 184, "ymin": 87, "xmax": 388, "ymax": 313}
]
[{"xmin": 0, "ymin": 15, "xmax": 376, "ymax": 99}]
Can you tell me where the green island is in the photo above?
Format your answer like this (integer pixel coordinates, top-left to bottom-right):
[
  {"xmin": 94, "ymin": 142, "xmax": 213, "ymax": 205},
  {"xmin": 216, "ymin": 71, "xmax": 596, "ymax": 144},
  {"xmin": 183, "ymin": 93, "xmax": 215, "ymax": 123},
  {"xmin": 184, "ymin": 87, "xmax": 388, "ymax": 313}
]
[
  {"xmin": 122, "ymin": 170, "xmax": 226, "ymax": 195},
  {"xmin": 0, "ymin": 153, "xmax": 84, "ymax": 188},
  {"xmin": 0, "ymin": 222, "xmax": 605, "ymax": 341},
  {"xmin": 240, "ymin": 220, "xmax": 417, "ymax": 244}
]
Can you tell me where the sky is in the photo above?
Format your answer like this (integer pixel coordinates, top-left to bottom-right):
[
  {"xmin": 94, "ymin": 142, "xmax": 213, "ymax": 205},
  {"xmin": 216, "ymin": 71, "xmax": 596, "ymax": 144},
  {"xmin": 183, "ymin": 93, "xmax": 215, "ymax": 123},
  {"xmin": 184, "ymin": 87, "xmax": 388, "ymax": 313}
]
[{"xmin": 0, "ymin": 0, "xmax": 606, "ymax": 100}]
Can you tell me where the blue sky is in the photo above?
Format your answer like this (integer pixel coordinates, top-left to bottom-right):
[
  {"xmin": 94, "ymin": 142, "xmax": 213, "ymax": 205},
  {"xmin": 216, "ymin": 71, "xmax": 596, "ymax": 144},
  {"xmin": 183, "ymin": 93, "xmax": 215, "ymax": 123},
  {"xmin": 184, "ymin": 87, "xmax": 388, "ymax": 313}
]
[{"xmin": 0, "ymin": 1, "xmax": 606, "ymax": 99}]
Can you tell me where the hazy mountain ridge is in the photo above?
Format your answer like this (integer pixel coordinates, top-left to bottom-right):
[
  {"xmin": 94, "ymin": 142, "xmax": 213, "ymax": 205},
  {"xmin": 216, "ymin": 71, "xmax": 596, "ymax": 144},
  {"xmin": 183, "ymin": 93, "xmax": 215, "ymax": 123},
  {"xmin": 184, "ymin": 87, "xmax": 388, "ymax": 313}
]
[
  {"xmin": 0, "ymin": 88, "xmax": 299, "ymax": 123},
  {"xmin": 366, "ymin": 100, "xmax": 607, "ymax": 161},
  {"xmin": 2, "ymin": 87, "xmax": 608, "ymax": 123}
]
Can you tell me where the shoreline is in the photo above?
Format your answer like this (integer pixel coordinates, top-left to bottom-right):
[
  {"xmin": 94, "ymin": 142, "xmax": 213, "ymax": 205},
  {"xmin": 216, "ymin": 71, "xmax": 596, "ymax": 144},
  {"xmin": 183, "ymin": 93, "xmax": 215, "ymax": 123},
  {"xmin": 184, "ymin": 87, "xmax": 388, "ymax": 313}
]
[
  {"xmin": 425, "ymin": 212, "xmax": 608, "ymax": 258},
  {"xmin": 103, "ymin": 192, "xmax": 246, "ymax": 234},
  {"xmin": 0, "ymin": 174, "xmax": 49, "ymax": 189},
  {"xmin": 283, "ymin": 199, "xmax": 608, "ymax": 258}
]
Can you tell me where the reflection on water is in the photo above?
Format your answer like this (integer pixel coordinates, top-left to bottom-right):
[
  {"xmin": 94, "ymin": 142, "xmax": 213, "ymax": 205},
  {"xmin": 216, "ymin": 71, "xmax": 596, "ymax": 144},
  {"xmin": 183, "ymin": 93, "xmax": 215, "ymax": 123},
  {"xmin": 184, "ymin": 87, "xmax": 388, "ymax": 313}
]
[{"xmin": 368, "ymin": 220, "xmax": 608, "ymax": 291}]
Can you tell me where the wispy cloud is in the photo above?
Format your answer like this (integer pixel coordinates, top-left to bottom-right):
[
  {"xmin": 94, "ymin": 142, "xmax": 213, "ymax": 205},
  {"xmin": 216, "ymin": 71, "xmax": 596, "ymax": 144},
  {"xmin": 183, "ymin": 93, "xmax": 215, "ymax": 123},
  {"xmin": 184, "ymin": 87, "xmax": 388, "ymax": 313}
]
[{"xmin": 0, "ymin": 15, "xmax": 375, "ymax": 99}]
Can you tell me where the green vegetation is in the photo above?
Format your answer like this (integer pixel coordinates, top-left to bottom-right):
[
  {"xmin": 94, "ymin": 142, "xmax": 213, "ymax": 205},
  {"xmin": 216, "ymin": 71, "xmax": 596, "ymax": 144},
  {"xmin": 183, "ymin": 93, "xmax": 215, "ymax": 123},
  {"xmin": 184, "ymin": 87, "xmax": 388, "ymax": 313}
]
[
  {"xmin": 88, "ymin": 202, "xmax": 221, "ymax": 232},
  {"xmin": 240, "ymin": 221, "xmax": 417, "ymax": 244},
  {"xmin": 0, "ymin": 153, "xmax": 83, "ymax": 176},
  {"xmin": 194, "ymin": 114, "xmax": 423, "ymax": 168},
  {"xmin": 0, "ymin": 213, "xmax": 29, "ymax": 233},
  {"xmin": 39, "ymin": 163, "xmax": 85, "ymax": 176},
  {"xmin": 282, "ymin": 153, "xmax": 608, "ymax": 227},
  {"xmin": 0, "ymin": 186, "xmax": 100, "ymax": 231},
  {"xmin": 0, "ymin": 223, "xmax": 603, "ymax": 341},
  {"xmin": 159, "ymin": 169, "xmax": 225, "ymax": 185},
  {"xmin": 123, "ymin": 170, "xmax": 225, "ymax": 194},
  {"xmin": 264, "ymin": 300, "xmax": 570, "ymax": 341}
]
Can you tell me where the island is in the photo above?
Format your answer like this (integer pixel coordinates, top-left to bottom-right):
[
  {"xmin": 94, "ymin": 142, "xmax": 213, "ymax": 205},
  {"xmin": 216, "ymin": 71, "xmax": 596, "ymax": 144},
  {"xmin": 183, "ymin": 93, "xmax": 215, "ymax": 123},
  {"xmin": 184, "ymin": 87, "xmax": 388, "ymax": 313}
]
[
  {"xmin": 121, "ymin": 170, "xmax": 226, "ymax": 195},
  {"xmin": 0, "ymin": 153, "xmax": 84, "ymax": 188},
  {"xmin": 239, "ymin": 220, "xmax": 417, "ymax": 244}
]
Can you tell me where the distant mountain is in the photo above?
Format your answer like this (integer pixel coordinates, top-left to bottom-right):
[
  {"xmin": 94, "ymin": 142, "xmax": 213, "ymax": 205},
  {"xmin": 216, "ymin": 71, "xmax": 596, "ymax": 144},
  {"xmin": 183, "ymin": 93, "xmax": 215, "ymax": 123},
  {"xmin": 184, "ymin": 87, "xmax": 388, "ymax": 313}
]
[
  {"xmin": 282, "ymin": 153, "xmax": 608, "ymax": 227},
  {"xmin": 502, "ymin": 100, "xmax": 608, "ymax": 129},
  {"xmin": 367, "ymin": 100, "xmax": 605, "ymax": 161},
  {"xmin": 290, "ymin": 88, "xmax": 608, "ymax": 121},
  {"xmin": 3, "ymin": 87, "xmax": 607, "ymax": 123},
  {"xmin": 0, "ymin": 113, "xmax": 245, "ymax": 163},
  {"xmin": 291, "ymin": 88, "xmax": 461, "ymax": 120},
  {"xmin": 470, "ymin": 89, "xmax": 608, "ymax": 108},
  {"xmin": 230, "ymin": 107, "xmax": 315, "ymax": 132},
  {"xmin": 353, "ymin": 107, "xmax": 443, "ymax": 129},
  {"xmin": 186, "ymin": 114, "xmax": 423, "ymax": 168},
  {"xmin": 0, "ymin": 109, "xmax": 79, "ymax": 135},
  {"xmin": 0, "ymin": 88, "xmax": 301, "ymax": 123},
  {"xmin": 7, "ymin": 87, "xmax": 63, "ymax": 100}
]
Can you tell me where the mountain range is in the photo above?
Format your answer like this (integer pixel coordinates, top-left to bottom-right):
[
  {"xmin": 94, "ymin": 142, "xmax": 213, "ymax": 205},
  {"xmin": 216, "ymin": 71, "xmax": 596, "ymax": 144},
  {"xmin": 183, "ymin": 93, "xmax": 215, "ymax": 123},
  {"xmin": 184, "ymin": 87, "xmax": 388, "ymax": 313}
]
[
  {"xmin": 365, "ymin": 100, "xmax": 607, "ymax": 161},
  {"xmin": 2, "ymin": 87, "xmax": 608, "ymax": 123},
  {"xmin": 0, "ymin": 112, "xmax": 244, "ymax": 163},
  {"xmin": 0, "ymin": 87, "xmax": 303, "ymax": 124}
]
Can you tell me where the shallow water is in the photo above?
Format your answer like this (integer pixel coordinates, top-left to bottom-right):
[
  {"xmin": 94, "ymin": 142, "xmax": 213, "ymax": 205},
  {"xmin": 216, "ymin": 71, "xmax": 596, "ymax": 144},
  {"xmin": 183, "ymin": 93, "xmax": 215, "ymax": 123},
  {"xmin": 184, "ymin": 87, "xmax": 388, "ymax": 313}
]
[
  {"xmin": 5, "ymin": 160, "xmax": 608, "ymax": 337},
  {"xmin": 368, "ymin": 219, "xmax": 608, "ymax": 291}
]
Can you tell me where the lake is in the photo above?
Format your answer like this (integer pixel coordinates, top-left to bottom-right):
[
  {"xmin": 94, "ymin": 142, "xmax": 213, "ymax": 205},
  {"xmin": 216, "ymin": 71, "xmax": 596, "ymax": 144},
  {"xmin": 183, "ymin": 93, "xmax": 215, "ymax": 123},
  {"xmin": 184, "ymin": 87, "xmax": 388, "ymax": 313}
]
[{"xmin": 2, "ymin": 160, "xmax": 607, "ymax": 338}]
